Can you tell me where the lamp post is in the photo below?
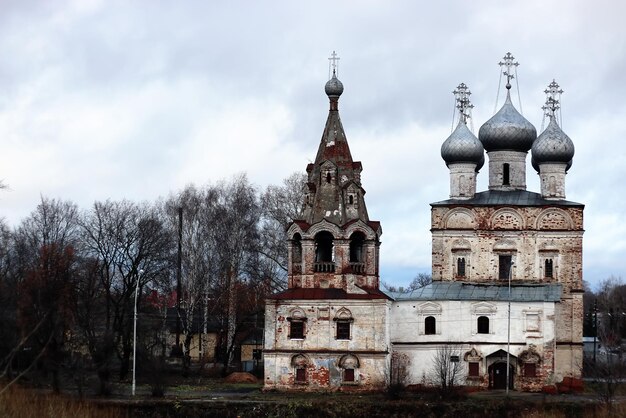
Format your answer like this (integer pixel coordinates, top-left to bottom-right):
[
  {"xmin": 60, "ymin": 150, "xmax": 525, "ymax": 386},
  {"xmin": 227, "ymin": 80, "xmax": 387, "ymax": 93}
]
[
  {"xmin": 506, "ymin": 261, "xmax": 514, "ymax": 395},
  {"xmin": 132, "ymin": 269, "xmax": 144, "ymax": 396}
]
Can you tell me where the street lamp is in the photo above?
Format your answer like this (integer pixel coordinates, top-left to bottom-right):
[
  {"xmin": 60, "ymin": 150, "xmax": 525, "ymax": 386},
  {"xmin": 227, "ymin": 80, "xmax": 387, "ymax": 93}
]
[
  {"xmin": 132, "ymin": 269, "xmax": 144, "ymax": 396},
  {"xmin": 506, "ymin": 261, "xmax": 514, "ymax": 395}
]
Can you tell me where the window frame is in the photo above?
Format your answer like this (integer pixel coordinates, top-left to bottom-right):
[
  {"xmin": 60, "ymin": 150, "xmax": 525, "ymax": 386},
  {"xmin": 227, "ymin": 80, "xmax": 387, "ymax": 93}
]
[
  {"xmin": 295, "ymin": 367, "xmax": 307, "ymax": 383},
  {"xmin": 468, "ymin": 361, "xmax": 480, "ymax": 378},
  {"xmin": 477, "ymin": 315, "xmax": 490, "ymax": 334},
  {"xmin": 425, "ymin": 316, "xmax": 436, "ymax": 335},
  {"xmin": 498, "ymin": 254, "xmax": 513, "ymax": 280},
  {"xmin": 336, "ymin": 320, "xmax": 351, "ymax": 340},
  {"xmin": 289, "ymin": 320, "xmax": 305, "ymax": 339},
  {"xmin": 524, "ymin": 362, "xmax": 537, "ymax": 378}
]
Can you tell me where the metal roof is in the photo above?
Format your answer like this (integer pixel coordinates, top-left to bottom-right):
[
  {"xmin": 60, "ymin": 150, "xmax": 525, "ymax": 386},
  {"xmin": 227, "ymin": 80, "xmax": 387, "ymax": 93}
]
[
  {"xmin": 431, "ymin": 190, "xmax": 583, "ymax": 207},
  {"xmin": 386, "ymin": 281, "xmax": 562, "ymax": 302}
]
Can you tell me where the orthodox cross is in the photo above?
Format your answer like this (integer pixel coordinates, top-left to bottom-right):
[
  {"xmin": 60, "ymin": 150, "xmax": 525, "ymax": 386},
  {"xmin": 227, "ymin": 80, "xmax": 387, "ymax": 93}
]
[
  {"xmin": 499, "ymin": 52, "xmax": 519, "ymax": 89},
  {"xmin": 453, "ymin": 83, "xmax": 474, "ymax": 124},
  {"xmin": 542, "ymin": 79, "xmax": 563, "ymax": 119},
  {"xmin": 328, "ymin": 50, "xmax": 340, "ymax": 77}
]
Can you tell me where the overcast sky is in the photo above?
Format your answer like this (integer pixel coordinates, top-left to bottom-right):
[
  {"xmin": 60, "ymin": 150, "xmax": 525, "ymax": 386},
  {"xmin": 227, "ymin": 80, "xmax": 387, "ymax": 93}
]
[{"xmin": 1, "ymin": 0, "xmax": 625, "ymax": 290}]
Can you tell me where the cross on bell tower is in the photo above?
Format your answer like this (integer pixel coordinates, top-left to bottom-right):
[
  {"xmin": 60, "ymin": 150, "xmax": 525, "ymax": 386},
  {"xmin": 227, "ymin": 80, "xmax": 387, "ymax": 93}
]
[{"xmin": 328, "ymin": 50, "xmax": 340, "ymax": 78}]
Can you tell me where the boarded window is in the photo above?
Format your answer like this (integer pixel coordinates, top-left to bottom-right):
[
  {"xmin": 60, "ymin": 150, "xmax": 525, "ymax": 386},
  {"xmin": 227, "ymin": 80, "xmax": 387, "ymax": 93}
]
[
  {"xmin": 336, "ymin": 321, "xmax": 351, "ymax": 340},
  {"xmin": 468, "ymin": 362, "xmax": 480, "ymax": 377},
  {"xmin": 499, "ymin": 255, "xmax": 512, "ymax": 280},
  {"xmin": 425, "ymin": 316, "xmax": 436, "ymax": 335},
  {"xmin": 477, "ymin": 316, "xmax": 489, "ymax": 334},
  {"xmin": 290, "ymin": 321, "xmax": 305, "ymax": 339},
  {"xmin": 526, "ymin": 313, "xmax": 540, "ymax": 332},
  {"xmin": 295, "ymin": 367, "xmax": 307, "ymax": 382},
  {"xmin": 343, "ymin": 368, "xmax": 355, "ymax": 382},
  {"xmin": 524, "ymin": 363, "xmax": 537, "ymax": 377}
]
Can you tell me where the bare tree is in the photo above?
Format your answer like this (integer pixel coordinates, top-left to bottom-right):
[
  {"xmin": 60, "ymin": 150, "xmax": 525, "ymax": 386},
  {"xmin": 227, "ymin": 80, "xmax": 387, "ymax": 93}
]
[
  {"xmin": 8, "ymin": 197, "xmax": 81, "ymax": 392},
  {"xmin": 430, "ymin": 343, "xmax": 463, "ymax": 395},
  {"xmin": 259, "ymin": 172, "xmax": 307, "ymax": 291},
  {"xmin": 81, "ymin": 200, "xmax": 174, "ymax": 379},
  {"xmin": 164, "ymin": 184, "xmax": 220, "ymax": 366},
  {"xmin": 382, "ymin": 273, "xmax": 432, "ymax": 293}
]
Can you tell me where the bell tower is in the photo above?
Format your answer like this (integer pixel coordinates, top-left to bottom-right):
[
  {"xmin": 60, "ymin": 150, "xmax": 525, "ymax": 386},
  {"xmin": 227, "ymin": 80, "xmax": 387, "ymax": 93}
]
[{"xmin": 287, "ymin": 52, "xmax": 382, "ymax": 292}]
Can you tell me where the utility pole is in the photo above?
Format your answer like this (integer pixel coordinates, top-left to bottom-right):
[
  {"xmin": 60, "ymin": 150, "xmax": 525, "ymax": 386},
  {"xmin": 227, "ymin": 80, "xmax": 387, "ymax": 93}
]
[{"xmin": 506, "ymin": 261, "xmax": 514, "ymax": 395}]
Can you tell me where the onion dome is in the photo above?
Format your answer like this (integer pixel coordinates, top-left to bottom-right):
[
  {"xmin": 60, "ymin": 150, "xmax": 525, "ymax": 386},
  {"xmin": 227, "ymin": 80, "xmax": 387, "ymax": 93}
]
[
  {"xmin": 478, "ymin": 91, "xmax": 537, "ymax": 152},
  {"xmin": 441, "ymin": 120, "xmax": 485, "ymax": 169},
  {"xmin": 325, "ymin": 70, "xmax": 344, "ymax": 97},
  {"xmin": 532, "ymin": 116, "xmax": 575, "ymax": 163}
]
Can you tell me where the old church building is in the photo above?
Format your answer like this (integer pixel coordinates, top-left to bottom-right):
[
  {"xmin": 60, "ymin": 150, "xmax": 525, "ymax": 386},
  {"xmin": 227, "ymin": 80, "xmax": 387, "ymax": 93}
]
[{"xmin": 264, "ymin": 53, "xmax": 584, "ymax": 392}]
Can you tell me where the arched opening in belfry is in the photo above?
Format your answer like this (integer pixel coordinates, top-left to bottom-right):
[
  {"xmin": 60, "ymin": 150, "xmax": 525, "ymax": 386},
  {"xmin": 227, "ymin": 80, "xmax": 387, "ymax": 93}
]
[
  {"xmin": 349, "ymin": 231, "xmax": 366, "ymax": 274},
  {"xmin": 349, "ymin": 232, "xmax": 365, "ymax": 262},
  {"xmin": 314, "ymin": 231, "xmax": 335, "ymax": 272},
  {"xmin": 292, "ymin": 233, "xmax": 302, "ymax": 274}
]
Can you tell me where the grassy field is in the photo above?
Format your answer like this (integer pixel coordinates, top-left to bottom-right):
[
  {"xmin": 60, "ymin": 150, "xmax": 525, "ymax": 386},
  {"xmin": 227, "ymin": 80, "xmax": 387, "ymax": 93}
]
[{"xmin": 1, "ymin": 378, "xmax": 625, "ymax": 418}]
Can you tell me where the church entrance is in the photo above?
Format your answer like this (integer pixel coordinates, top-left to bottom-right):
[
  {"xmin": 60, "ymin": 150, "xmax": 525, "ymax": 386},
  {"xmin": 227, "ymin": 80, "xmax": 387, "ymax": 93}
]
[{"xmin": 489, "ymin": 362, "xmax": 514, "ymax": 390}]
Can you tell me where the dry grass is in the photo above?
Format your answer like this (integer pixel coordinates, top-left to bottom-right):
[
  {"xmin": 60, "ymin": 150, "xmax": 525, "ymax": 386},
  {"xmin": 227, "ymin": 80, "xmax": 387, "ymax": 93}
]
[{"xmin": 0, "ymin": 384, "xmax": 124, "ymax": 418}]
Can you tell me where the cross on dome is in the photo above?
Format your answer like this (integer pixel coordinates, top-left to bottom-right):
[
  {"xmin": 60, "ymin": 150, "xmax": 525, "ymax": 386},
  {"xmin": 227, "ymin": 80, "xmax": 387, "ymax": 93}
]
[
  {"xmin": 498, "ymin": 52, "xmax": 519, "ymax": 89},
  {"xmin": 542, "ymin": 79, "xmax": 563, "ymax": 119},
  {"xmin": 453, "ymin": 82, "xmax": 474, "ymax": 123}
]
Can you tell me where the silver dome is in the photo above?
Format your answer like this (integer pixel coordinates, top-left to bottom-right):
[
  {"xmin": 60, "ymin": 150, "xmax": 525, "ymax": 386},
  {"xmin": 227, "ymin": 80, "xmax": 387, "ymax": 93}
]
[
  {"xmin": 441, "ymin": 120, "xmax": 485, "ymax": 168},
  {"xmin": 531, "ymin": 117, "xmax": 575, "ymax": 165},
  {"xmin": 479, "ymin": 92, "xmax": 536, "ymax": 152},
  {"xmin": 325, "ymin": 72, "xmax": 344, "ymax": 97}
]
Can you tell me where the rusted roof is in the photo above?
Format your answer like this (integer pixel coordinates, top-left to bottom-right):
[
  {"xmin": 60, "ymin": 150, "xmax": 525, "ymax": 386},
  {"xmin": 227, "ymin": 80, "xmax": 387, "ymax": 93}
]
[
  {"xmin": 431, "ymin": 190, "xmax": 583, "ymax": 207},
  {"xmin": 267, "ymin": 286, "xmax": 391, "ymax": 300}
]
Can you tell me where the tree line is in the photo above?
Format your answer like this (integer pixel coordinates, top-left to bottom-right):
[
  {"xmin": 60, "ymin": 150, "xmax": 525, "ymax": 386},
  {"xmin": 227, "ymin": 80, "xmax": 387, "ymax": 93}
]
[{"xmin": 0, "ymin": 172, "xmax": 305, "ymax": 394}]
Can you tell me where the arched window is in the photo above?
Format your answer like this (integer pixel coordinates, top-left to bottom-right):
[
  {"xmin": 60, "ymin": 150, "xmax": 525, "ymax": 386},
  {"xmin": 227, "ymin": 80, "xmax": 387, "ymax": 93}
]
[
  {"xmin": 288, "ymin": 309, "xmax": 307, "ymax": 339},
  {"xmin": 544, "ymin": 259, "xmax": 553, "ymax": 278},
  {"xmin": 477, "ymin": 316, "xmax": 489, "ymax": 334},
  {"xmin": 457, "ymin": 257, "xmax": 466, "ymax": 277},
  {"xmin": 335, "ymin": 307, "xmax": 353, "ymax": 340},
  {"xmin": 349, "ymin": 195, "xmax": 354, "ymax": 204},
  {"xmin": 503, "ymin": 163, "xmax": 510, "ymax": 186},
  {"xmin": 425, "ymin": 316, "xmax": 436, "ymax": 335},
  {"xmin": 326, "ymin": 172, "xmax": 332, "ymax": 183}
]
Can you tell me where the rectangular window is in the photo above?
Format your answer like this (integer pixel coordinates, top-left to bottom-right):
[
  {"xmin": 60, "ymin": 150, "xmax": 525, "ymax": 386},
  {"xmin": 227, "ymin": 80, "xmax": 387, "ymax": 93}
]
[
  {"xmin": 499, "ymin": 255, "xmax": 512, "ymax": 280},
  {"xmin": 336, "ymin": 321, "xmax": 351, "ymax": 340},
  {"xmin": 457, "ymin": 257, "xmax": 466, "ymax": 277},
  {"xmin": 295, "ymin": 368, "xmax": 306, "ymax": 383},
  {"xmin": 343, "ymin": 368, "xmax": 355, "ymax": 382},
  {"xmin": 468, "ymin": 362, "xmax": 479, "ymax": 377},
  {"xmin": 524, "ymin": 363, "xmax": 537, "ymax": 377},
  {"xmin": 290, "ymin": 321, "xmax": 305, "ymax": 339}
]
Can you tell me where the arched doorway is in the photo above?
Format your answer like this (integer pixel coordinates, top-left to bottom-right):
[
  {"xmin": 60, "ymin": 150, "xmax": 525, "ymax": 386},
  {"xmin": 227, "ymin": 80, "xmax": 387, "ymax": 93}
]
[{"xmin": 488, "ymin": 362, "xmax": 514, "ymax": 390}]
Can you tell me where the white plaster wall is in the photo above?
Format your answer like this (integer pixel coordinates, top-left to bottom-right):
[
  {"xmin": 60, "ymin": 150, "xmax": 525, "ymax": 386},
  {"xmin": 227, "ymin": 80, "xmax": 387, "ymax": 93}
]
[{"xmin": 389, "ymin": 299, "xmax": 556, "ymax": 385}]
